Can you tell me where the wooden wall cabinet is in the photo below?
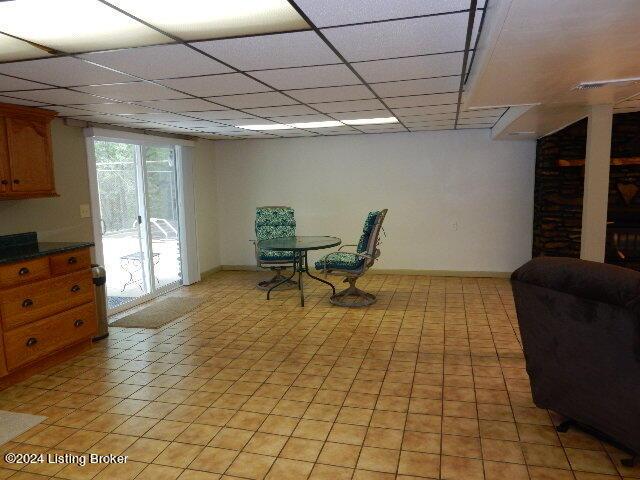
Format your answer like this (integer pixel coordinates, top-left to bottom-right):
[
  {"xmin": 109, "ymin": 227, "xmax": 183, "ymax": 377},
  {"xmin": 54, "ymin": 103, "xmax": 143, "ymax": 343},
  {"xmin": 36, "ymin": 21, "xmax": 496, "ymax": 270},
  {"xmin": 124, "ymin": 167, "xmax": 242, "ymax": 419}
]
[{"xmin": 0, "ymin": 103, "xmax": 57, "ymax": 199}]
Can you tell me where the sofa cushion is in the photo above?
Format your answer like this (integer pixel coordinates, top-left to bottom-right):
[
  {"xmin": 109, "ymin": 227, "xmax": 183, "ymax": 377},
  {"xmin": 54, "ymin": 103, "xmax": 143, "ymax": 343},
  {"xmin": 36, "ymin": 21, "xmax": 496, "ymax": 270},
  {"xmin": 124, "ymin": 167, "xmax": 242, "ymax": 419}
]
[{"xmin": 512, "ymin": 256, "xmax": 640, "ymax": 309}]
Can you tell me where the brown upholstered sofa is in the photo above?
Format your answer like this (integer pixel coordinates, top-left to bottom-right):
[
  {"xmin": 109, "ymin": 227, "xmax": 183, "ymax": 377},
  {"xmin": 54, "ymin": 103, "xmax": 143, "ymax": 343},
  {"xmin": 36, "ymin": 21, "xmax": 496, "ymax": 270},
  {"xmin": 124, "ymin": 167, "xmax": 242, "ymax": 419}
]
[{"xmin": 512, "ymin": 257, "xmax": 640, "ymax": 460}]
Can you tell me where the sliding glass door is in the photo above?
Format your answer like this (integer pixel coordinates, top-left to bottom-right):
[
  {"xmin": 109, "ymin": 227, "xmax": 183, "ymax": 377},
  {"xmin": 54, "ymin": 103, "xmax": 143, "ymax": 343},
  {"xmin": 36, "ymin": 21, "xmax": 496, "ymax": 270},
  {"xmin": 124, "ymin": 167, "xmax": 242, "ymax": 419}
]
[{"xmin": 93, "ymin": 140, "xmax": 182, "ymax": 313}]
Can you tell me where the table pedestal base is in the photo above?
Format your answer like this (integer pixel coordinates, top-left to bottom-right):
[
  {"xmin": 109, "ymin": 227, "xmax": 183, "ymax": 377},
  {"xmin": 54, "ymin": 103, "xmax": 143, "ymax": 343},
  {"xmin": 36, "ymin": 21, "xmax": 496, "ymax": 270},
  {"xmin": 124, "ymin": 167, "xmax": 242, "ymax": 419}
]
[{"xmin": 267, "ymin": 251, "xmax": 335, "ymax": 306}]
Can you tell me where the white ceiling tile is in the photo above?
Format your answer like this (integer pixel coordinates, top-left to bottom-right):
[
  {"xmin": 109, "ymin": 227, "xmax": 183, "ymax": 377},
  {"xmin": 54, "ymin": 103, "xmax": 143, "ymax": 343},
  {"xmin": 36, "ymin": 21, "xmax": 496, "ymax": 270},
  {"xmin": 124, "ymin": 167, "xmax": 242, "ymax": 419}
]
[
  {"xmin": 130, "ymin": 113, "xmax": 195, "ymax": 122},
  {"xmin": 295, "ymin": 0, "xmax": 470, "ymax": 27},
  {"xmin": 333, "ymin": 109, "xmax": 391, "ymax": 120},
  {"xmin": 232, "ymin": 119, "xmax": 287, "ymax": 127},
  {"xmin": 251, "ymin": 65, "xmax": 360, "ymax": 90},
  {"xmin": 70, "ymin": 113, "xmax": 145, "ymax": 124},
  {"xmin": 68, "ymin": 102, "xmax": 159, "ymax": 114},
  {"xmin": 372, "ymin": 76, "xmax": 460, "ymax": 97},
  {"xmin": 8, "ymin": 88, "xmax": 107, "ymax": 105},
  {"xmin": 135, "ymin": 98, "xmax": 221, "ymax": 112},
  {"xmin": 398, "ymin": 112, "xmax": 456, "ymax": 122},
  {"xmin": 207, "ymin": 92, "xmax": 298, "ymax": 109},
  {"xmin": 193, "ymin": 31, "xmax": 339, "ymax": 70},
  {"xmin": 410, "ymin": 125, "xmax": 454, "ymax": 131},
  {"xmin": 457, "ymin": 124, "xmax": 492, "ymax": 129},
  {"xmin": 244, "ymin": 104, "xmax": 317, "ymax": 117},
  {"xmin": 457, "ymin": 116, "xmax": 499, "ymax": 125},
  {"xmin": 353, "ymin": 52, "xmax": 464, "ymax": 83},
  {"xmin": 357, "ymin": 126, "xmax": 406, "ymax": 133},
  {"xmin": 0, "ymin": 95, "xmax": 46, "ymax": 106},
  {"xmin": 75, "ymin": 82, "xmax": 187, "ymax": 101},
  {"xmin": 459, "ymin": 108, "xmax": 506, "ymax": 118},
  {"xmin": 267, "ymin": 114, "xmax": 333, "ymax": 123},
  {"xmin": 275, "ymin": 130, "xmax": 319, "ymax": 137},
  {"xmin": 0, "ymin": 0, "xmax": 171, "ymax": 53},
  {"xmin": 384, "ymin": 92, "xmax": 459, "ymax": 108},
  {"xmin": 285, "ymin": 85, "xmax": 373, "ymax": 103},
  {"xmin": 310, "ymin": 99, "xmax": 384, "ymax": 113},
  {"xmin": 322, "ymin": 13, "xmax": 469, "ymax": 61},
  {"xmin": 47, "ymin": 106, "xmax": 96, "ymax": 116},
  {"xmin": 0, "ymin": 74, "xmax": 49, "ymax": 92},
  {"xmin": 184, "ymin": 110, "xmax": 257, "ymax": 121},
  {"xmin": 0, "ymin": 57, "xmax": 136, "ymax": 87},
  {"xmin": 167, "ymin": 120, "xmax": 223, "ymax": 129},
  {"xmin": 392, "ymin": 104, "xmax": 459, "ymax": 116},
  {"xmin": 404, "ymin": 118, "xmax": 456, "ymax": 127},
  {"xmin": 80, "ymin": 44, "xmax": 232, "ymax": 80},
  {"xmin": 158, "ymin": 73, "xmax": 269, "ymax": 97}
]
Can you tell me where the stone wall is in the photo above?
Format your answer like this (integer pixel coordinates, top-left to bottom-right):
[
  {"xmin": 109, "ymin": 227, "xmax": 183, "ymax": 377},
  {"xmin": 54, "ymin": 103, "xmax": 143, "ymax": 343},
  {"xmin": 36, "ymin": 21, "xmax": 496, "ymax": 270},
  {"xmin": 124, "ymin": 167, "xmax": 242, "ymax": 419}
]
[{"xmin": 533, "ymin": 111, "xmax": 640, "ymax": 258}]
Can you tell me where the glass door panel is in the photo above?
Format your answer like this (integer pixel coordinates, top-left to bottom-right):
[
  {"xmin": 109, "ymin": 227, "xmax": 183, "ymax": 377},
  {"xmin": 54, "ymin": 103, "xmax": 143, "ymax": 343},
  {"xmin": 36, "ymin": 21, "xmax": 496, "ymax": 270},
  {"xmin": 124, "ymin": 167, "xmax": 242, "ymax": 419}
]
[
  {"xmin": 142, "ymin": 145, "xmax": 182, "ymax": 289},
  {"xmin": 94, "ymin": 140, "xmax": 150, "ymax": 310}
]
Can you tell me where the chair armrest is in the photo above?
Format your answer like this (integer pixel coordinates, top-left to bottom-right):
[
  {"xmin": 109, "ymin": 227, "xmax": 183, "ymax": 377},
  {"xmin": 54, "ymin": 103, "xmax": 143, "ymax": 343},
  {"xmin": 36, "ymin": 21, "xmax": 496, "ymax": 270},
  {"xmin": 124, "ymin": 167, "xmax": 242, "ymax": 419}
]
[{"xmin": 338, "ymin": 244, "xmax": 358, "ymax": 251}]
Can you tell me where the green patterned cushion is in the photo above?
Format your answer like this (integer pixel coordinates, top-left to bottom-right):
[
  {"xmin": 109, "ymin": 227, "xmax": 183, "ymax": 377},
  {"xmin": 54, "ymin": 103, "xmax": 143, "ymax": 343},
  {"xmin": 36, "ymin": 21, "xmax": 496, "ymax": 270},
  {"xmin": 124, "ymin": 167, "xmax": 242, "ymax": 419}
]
[
  {"xmin": 356, "ymin": 211, "xmax": 380, "ymax": 253},
  {"xmin": 315, "ymin": 252, "xmax": 364, "ymax": 271},
  {"xmin": 256, "ymin": 207, "xmax": 295, "ymax": 262},
  {"xmin": 260, "ymin": 250, "xmax": 294, "ymax": 262}
]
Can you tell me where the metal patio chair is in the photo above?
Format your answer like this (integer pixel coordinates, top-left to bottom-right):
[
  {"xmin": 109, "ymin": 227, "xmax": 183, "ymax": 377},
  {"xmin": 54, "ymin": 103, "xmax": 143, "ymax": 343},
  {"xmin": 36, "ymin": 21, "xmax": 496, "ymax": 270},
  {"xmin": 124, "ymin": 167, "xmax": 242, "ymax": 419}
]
[
  {"xmin": 315, "ymin": 209, "xmax": 388, "ymax": 307},
  {"xmin": 251, "ymin": 206, "xmax": 297, "ymax": 290}
]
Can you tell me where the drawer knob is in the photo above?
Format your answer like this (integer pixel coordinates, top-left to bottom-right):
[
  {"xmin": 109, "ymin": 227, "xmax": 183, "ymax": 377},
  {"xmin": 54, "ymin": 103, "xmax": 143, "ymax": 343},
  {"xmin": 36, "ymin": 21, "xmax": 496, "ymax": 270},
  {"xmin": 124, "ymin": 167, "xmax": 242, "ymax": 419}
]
[
  {"xmin": 26, "ymin": 337, "xmax": 37, "ymax": 347},
  {"xmin": 13, "ymin": 179, "xmax": 20, "ymax": 184},
  {"xmin": 22, "ymin": 298, "xmax": 34, "ymax": 308},
  {"xmin": 1, "ymin": 179, "xmax": 7, "ymax": 185},
  {"xmin": 74, "ymin": 319, "xmax": 84, "ymax": 328},
  {"xmin": 67, "ymin": 256, "xmax": 78, "ymax": 265},
  {"xmin": 70, "ymin": 284, "xmax": 81, "ymax": 293},
  {"xmin": 18, "ymin": 267, "xmax": 30, "ymax": 276}
]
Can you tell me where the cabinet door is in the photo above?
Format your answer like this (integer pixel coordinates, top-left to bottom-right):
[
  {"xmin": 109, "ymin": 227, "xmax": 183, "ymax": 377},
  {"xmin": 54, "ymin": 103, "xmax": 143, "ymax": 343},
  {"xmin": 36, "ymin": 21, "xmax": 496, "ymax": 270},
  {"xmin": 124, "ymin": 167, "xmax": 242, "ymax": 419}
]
[
  {"xmin": 0, "ymin": 117, "xmax": 10, "ymax": 193},
  {"xmin": 6, "ymin": 117, "xmax": 54, "ymax": 193}
]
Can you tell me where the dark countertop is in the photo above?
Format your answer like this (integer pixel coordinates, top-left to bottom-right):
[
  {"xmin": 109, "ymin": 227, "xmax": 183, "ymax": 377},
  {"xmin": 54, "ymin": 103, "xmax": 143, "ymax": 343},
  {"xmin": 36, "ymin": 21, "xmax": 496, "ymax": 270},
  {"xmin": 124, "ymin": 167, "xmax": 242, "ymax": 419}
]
[{"xmin": 0, "ymin": 240, "xmax": 94, "ymax": 265}]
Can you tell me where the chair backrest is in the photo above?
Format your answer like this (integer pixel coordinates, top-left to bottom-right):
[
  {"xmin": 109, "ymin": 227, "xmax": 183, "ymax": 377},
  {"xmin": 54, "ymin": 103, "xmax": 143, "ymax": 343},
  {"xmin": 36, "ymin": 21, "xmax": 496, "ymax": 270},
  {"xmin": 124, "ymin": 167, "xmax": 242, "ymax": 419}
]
[
  {"xmin": 255, "ymin": 206, "xmax": 296, "ymax": 241},
  {"xmin": 361, "ymin": 209, "xmax": 388, "ymax": 269}
]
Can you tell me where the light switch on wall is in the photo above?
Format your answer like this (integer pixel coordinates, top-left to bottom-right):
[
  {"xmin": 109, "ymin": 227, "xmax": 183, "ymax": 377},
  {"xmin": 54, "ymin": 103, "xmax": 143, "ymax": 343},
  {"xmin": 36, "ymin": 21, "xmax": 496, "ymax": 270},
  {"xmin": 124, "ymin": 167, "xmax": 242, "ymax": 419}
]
[{"xmin": 80, "ymin": 204, "xmax": 91, "ymax": 218}]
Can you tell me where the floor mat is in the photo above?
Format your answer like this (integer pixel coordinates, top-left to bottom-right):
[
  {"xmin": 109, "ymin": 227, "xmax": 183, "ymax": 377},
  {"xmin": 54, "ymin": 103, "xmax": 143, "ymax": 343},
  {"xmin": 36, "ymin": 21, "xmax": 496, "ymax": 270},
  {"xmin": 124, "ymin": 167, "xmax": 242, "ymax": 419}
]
[
  {"xmin": 0, "ymin": 410, "xmax": 46, "ymax": 446},
  {"xmin": 109, "ymin": 296, "xmax": 205, "ymax": 328}
]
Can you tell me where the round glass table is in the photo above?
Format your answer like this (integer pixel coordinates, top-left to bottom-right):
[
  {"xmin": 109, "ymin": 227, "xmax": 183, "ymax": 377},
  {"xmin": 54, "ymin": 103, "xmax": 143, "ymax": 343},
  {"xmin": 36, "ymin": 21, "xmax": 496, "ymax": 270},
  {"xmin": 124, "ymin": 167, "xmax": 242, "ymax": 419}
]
[{"xmin": 257, "ymin": 236, "xmax": 341, "ymax": 306}]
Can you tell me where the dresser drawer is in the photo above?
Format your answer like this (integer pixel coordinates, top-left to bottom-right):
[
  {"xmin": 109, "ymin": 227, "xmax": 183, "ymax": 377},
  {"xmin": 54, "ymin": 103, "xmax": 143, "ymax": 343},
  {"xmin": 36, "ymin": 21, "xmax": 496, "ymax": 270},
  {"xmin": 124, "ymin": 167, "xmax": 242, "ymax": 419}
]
[
  {"xmin": 0, "ymin": 270, "xmax": 94, "ymax": 330},
  {"xmin": 3, "ymin": 303, "xmax": 97, "ymax": 371},
  {"xmin": 49, "ymin": 248, "xmax": 91, "ymax": 276},
  {"xmin": 0, "ymin": 257, "xmax": 50, "ymax": 289}
]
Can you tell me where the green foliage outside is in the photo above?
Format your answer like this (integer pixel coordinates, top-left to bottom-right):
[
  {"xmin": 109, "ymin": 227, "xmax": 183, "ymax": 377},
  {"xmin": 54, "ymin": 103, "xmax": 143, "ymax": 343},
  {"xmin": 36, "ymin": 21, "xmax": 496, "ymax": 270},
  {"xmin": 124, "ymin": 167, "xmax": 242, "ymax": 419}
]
[{"xmin": 94, "ymin": 141, "xmax": 178, "ymax": 235}]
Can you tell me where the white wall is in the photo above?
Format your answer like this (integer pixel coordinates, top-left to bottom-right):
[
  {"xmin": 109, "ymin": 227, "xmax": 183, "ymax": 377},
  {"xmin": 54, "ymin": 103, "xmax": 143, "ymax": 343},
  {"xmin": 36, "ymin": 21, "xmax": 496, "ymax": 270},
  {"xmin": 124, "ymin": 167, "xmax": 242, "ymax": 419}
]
[
  {"xmin": 193, "ymin": 139, "xmax": 220, "ymax": 273},
  {"xmin": 213, "ymin": 130, "xmax": 536, "ymax": 274}
]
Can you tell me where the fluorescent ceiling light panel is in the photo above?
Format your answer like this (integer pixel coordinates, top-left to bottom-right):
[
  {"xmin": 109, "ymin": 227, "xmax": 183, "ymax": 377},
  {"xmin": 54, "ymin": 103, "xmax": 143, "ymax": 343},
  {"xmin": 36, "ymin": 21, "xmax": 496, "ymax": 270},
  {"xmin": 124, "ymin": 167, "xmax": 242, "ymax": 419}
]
[
  {"xmin": 0, "ymin": 0, "xmax": 171, "ymax": 52},
  {"xmin": 343, "ymin": 117, "xmax": 399, "ymax": 125},
  {"xmin": 289, "ymin": 120, "xmax": 343, "ymax": 128},
  {"xmin": 107, "ymin": 0, "xmax": 309, "ymax": 41},
  {"xmin": 0, "ymin": 33, "xmax": 51, "ymax": 62},
  {"xmin": 237, "ymin": 124, "xmax": 293, "ymax": 131}
]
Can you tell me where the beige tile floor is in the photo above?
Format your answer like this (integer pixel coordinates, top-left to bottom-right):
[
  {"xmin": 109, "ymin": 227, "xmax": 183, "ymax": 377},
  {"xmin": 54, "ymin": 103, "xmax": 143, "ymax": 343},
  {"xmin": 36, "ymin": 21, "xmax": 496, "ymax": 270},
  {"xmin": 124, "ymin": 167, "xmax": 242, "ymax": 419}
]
[{"xmin": 0, "ymin": 271, "xmax": 638, "ymax": 480}]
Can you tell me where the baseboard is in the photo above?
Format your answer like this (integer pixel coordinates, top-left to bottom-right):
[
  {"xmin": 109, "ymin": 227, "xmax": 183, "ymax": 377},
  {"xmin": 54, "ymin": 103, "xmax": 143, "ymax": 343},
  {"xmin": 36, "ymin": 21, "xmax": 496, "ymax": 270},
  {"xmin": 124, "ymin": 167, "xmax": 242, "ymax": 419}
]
[
  {"xmin": 217, "ymin": 265, "xmax": 511, "ymax": 278},
  {"xmin": 200, "ymin": 266, "xmax": 223, "ymax": 278}
]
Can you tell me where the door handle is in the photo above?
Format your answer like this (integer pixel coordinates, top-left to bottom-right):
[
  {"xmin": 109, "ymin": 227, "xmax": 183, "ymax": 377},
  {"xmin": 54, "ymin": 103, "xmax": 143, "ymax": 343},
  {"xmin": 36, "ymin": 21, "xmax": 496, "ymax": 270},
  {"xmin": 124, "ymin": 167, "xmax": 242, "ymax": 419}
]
[
  {"xmin": 137, "ymin": 215, "xmax": 142, "ymax": 225},
  {"xmin": 1, "ymin": 180, "xmax": 7, "ymax": 185},
  {"xmin": 13, "ymin": 179, "xmax": 19, "ymax": 184}
]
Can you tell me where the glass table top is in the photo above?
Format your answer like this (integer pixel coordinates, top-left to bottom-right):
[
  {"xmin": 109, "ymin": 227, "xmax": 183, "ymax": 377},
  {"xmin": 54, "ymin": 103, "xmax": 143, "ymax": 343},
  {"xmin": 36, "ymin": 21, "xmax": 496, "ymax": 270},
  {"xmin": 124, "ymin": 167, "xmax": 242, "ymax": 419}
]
[{"xmin": 258, "ymin": 236, "xmax": 341, "ymax": 251}]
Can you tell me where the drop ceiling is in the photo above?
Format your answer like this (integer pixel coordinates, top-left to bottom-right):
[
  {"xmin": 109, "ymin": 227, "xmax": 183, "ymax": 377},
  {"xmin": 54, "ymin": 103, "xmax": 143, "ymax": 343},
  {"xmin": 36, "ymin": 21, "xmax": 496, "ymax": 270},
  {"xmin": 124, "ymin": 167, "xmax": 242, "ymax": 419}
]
[{"xmin": 0, "ymin": 0, "xmax": 503, "ymax": 140}]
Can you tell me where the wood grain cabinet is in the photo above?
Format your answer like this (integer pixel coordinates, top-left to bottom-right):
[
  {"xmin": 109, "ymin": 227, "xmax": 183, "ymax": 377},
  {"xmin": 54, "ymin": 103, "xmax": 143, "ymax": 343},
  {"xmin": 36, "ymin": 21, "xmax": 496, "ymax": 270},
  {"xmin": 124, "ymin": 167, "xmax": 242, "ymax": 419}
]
[
  {"xmin": 0, "ymin": 103, "xmax": 57, "ymax": 199},
  {"xmin": 0, "ymin": 248, "xmax": 96, "ymax": 378}
]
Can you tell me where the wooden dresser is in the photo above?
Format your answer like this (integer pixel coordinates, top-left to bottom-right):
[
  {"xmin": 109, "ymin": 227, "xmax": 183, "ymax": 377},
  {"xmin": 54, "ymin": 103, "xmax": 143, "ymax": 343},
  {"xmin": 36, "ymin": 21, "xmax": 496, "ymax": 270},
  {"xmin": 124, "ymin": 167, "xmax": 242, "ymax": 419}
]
[{"xmin": 0, "ymin": 246, "xmax": 96, "ymax": 379}]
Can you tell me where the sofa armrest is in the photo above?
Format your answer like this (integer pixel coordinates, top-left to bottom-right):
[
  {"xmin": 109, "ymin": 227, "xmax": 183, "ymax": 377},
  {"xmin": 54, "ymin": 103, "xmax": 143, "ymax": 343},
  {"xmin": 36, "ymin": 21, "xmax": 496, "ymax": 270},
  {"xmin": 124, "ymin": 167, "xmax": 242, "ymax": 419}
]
[{"xmin": 512, "ymin": 257, "xmax": 640, "ymax": 309}]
